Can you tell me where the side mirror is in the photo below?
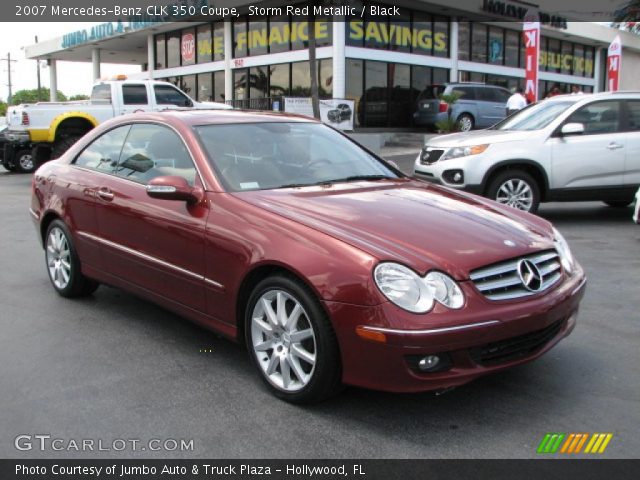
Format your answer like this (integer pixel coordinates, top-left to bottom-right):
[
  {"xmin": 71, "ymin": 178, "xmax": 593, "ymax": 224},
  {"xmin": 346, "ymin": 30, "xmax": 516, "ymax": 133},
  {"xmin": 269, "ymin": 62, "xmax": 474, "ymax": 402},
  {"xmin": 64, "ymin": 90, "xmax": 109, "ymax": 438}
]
[
  {"xmin": 560, "ymin": 123, "xmax": 585, "ymax": 136},
  {"xmin": 146, "ymin": 176, "xmax": 203, "ymax": 204}
]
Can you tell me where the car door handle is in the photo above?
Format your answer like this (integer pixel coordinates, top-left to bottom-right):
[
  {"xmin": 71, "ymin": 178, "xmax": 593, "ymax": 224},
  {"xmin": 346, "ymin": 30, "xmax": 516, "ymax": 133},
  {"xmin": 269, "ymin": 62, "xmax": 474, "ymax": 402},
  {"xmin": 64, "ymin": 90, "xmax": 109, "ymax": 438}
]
[
  {"xmin": 607, "ymin": 143, "xmax": 624, "ymax": 150},
  {"xmin": 97, "ymin": 188, "xmax": 114, "ymax": 201}
]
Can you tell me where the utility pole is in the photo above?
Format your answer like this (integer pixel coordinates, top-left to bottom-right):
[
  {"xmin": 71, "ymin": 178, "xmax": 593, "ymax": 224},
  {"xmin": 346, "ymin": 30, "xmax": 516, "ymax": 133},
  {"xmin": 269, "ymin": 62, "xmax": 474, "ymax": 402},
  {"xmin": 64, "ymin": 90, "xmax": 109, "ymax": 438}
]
[
  {"xmin": 35, "ymin": 36, "xmax": 42, "ymax": 101},
  {"xmin": 1, "ymin": 52, "xmax": 18, "ymax": 104}
]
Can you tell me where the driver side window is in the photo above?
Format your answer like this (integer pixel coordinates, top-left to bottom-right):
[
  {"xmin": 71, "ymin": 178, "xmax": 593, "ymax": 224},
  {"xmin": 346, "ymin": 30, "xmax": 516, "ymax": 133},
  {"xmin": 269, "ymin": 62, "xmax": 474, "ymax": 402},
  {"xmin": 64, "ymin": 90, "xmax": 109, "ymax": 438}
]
[
  {"xmin": 566, "ymin": 101, "xmax": 621, "ymax": 135},
  {"xmin": 154, "ymin": 85, "xmax": 192, "ymax": 107},
  {"xmin": 114, "ymin": 124, "xmax": 197, "ymax": 185}
]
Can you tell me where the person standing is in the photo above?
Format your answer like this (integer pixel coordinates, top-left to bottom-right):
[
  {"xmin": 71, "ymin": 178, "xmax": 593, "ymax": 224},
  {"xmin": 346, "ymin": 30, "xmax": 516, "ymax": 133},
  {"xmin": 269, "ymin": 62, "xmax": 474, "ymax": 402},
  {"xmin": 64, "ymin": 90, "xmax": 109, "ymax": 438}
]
[
  {"xmin": 506, "ymin": 88, "xmax": 527, "ymax": 116},
  {"xmin": 571, "ymin": 85, "xmax": 584, "ymax": 95}
]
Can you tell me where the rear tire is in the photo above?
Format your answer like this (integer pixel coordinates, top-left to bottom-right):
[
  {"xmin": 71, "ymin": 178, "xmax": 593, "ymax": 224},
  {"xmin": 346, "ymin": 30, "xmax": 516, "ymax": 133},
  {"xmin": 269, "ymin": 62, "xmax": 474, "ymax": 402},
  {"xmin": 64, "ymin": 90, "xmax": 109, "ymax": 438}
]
[
  {"xmin": 51, "ymin": 136, "xmax": 82, "ymax": 159},
  {"xmin": 487, "ymin": 170, "xmax": 540, "ymax": 213},
  {"xmin": 245, "ymin": 274, "xmax": 342, "ymax": 404},
  {"xmin": 604, "ymin": 200, "xmax": 632, "ymax": 208},
  {"xmin": 45, "ymin": 219, "xmax": 99, "ymax": 297},
  {"xmin": 456, "ymin": 113, "xmax": 475, "ymax": 132},
  {"xmin": 14, "ymin": 149, "xmax": 35, "ymax": 173}
]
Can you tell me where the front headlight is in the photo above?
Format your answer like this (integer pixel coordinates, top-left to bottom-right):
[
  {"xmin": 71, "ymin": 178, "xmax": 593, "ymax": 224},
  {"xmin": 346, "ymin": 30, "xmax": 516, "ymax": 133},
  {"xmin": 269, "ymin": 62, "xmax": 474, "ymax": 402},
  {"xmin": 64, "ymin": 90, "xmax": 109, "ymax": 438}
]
[
  {"xmin": 374, "ymin": 263, "xmax": 465, "ymax": 313},
  {"xmin": 553, "ymin": 227, "xmax": 575, "ymax": 274},
  {"xmin": 441, "ymin": 144, "xmax": 489, "ymax": 161}
]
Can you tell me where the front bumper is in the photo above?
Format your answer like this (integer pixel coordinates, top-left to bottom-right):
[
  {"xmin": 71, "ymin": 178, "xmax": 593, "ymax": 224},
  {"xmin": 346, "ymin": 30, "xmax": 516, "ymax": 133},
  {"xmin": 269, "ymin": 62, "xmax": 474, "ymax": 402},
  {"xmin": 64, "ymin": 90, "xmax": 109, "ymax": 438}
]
[{"xmin": 325, "ymin": 266, "xmax": 586, "ymax": 393}]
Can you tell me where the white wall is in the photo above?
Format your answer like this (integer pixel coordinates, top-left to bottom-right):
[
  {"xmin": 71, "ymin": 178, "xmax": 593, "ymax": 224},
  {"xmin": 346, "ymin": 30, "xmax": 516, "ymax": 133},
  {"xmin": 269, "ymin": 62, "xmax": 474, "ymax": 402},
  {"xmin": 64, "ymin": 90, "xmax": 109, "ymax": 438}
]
[{"xmin": 620, "ymin": 49, "xmax": 640, "ymax": 90}]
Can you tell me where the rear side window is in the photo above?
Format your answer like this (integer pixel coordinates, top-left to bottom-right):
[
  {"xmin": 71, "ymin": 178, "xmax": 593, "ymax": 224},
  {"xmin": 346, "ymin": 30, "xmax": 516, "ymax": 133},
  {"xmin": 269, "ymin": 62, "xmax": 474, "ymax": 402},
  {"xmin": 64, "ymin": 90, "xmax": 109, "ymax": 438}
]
[
  {"xmin": 566, "ymin": 101, "xmax": 622, "ymax": 135},
  {"xmin": 115, "ymin": 124, "xmax": 197, "ymax": 185},
  {"xmin": 418, "ymin": 85, "xmax": 445, "ymax": 100},
  {"xmin": 91, "ymin": 84, "xmax": 112, "ymax": 104},
  {"xmin": 154, "ymin": 85, "xmax": 192, "ymax": 107},
  {"xmin": 451, "ymin": 86, "xmax": 476, "ymax": 100},
  {"xmin": 122, "ymin": 85, "xmax": 148, "ymax": 105},
  {"xmin": 624, "ymin": 101, "xmax": 640, "ymax": 131},
  {"xmin": 74, "ymin": 126, "xmax": 130, "ymax": 173}
]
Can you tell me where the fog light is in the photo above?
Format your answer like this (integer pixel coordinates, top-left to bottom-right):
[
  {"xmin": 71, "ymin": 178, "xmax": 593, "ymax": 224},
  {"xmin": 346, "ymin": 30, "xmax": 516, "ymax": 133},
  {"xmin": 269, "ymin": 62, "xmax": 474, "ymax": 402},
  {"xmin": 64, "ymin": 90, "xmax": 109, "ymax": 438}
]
[
  {"xmin": 418, "ymin": 355, "xmax": 441, "ymax": 371},
  {"xmin": 453, "ymin": 172, "xmax": 462, "ymax": 182},
  {"xmin": 442, "ymin": 169, "xmax": 464, "ymax": 184}
]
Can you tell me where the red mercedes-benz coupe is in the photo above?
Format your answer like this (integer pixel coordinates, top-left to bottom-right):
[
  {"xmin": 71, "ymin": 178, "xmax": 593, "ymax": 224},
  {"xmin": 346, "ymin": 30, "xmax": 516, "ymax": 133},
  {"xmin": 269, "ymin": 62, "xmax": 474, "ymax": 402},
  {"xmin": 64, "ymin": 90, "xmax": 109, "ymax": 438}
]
[{"xmin": 30, "ymin": 110, "xmax": 586, "ymax": 403}]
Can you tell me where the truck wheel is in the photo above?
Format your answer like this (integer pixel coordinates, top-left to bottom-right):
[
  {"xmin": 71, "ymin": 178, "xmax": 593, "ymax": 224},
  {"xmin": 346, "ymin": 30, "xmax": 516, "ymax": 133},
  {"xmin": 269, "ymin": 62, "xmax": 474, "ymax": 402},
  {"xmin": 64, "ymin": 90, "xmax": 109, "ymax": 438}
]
[
  {"xmin": 487, "ymin": 170, "xmax": 540, "ymax": 213},
  {"xmin": 15, "ymin": 149, "xmax": 35, "ymax": 173},
  {"xmin": 51, "ymin": 136, "xmax": 82, "ymax": 159}
]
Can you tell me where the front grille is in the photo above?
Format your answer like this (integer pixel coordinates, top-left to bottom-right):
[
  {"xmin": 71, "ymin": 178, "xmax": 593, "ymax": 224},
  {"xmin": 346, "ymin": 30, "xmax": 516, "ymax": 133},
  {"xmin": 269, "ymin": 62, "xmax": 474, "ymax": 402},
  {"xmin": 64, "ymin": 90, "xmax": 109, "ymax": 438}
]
[
  {"xmin": 470, "ymin": 250, "xmax": 562, "ymax": 301},
  {"xmin": 469, "ymin": 319, "xmax": 564, "ymax": 366},
  {"xmin": 420, "ymin": 148, "xmax": 444, "ymax": 164}
]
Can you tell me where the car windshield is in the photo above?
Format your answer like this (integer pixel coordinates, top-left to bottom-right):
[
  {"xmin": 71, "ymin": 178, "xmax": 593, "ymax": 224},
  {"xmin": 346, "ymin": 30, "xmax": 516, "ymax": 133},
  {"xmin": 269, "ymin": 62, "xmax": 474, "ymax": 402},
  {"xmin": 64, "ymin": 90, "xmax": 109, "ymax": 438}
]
[
  {"xmin": 491, "ymin": 100, "xmax": 578, "ymax": 131},
  {"xmin": 194, "ymin": 122, "xmax": 399, "ymax": 192}
]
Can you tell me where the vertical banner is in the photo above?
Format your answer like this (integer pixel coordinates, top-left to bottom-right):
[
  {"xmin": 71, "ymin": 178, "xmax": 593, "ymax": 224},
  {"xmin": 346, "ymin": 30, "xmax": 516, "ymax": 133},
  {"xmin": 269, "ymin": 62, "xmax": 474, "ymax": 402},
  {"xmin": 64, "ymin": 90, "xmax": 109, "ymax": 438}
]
[
  {"xmin": 607, "ymin": 35, "xmax": 622, "ymax": 92},
  {"xmin": 522, "ymin": 10, "xmax": 540, "ymax": 103}
]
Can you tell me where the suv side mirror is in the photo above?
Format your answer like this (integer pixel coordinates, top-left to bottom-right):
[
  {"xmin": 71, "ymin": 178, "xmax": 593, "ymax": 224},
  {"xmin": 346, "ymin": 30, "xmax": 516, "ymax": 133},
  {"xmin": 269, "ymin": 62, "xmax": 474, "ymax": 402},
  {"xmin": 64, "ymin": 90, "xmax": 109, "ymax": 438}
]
[
  {"xmin": 560, "ymin": 123, "xmax": 585, "ymax": 136},
  {"xmin": 146, "ymin": 176, "xmax": 203, "ymax": 204}
]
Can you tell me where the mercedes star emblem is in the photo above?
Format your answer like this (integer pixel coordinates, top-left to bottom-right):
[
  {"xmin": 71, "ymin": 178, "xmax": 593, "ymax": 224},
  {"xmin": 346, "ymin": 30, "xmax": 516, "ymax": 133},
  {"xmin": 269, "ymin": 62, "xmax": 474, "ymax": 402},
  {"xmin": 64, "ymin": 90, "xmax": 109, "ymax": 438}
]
[{"xmin": 517, "ymin": 259, "xmax": 543, "ymax": 291}]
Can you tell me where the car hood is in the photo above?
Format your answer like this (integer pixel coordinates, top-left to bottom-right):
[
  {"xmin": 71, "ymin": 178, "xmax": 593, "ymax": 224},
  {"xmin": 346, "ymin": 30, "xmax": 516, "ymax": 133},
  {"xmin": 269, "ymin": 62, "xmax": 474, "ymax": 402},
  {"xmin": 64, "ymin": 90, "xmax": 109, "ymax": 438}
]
[
  {"xmin": 235, "ymin": 179, "xmax": 555, "ymax": 279},
  {"xmin": 427, "ymin": 129, "xmax": 537, "ymax": 147}
]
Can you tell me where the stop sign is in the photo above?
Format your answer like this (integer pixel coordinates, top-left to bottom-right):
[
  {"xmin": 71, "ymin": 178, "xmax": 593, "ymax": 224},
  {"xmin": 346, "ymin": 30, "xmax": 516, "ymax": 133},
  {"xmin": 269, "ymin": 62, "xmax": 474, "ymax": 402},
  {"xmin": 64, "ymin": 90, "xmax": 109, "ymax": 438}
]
[{"xmin": 181, "ymin": 33, "xmax": 195, "ymax": 62}]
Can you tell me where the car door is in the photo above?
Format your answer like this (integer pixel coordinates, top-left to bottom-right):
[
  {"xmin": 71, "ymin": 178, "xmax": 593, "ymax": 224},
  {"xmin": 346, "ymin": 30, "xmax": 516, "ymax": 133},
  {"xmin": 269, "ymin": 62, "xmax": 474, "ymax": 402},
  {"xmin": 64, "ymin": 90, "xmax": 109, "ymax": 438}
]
[
  {"xmin": 118, "ymin": 84, "xmax": 153, "ymax": 116},
  {"xmin": 450, "ymin": 86, "xmax": 477, "ymax": 124},
  {"xmin": 475, "ymin": 87, "xmax": 505, "ymax": 127},
  {"xmin": 550, "ymin": 100, "xmax": 626, "ymax": 189},
  {"xmin": 69, "ymin": 125, "xmax": 132, "ymax": 271},
  {"xmin": 93, "ymin": 122, "xmax": 208, "ymax": 311},
  {"xmin": 622, "ymin": 100, "xmax": 640, "ymax": 186}
]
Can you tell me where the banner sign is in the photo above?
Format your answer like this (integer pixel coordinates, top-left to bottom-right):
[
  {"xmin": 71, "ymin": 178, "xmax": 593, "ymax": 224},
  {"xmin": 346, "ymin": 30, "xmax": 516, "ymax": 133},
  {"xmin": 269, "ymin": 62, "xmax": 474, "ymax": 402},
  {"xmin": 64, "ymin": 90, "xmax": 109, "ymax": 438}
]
[
  {"xmin": 284, "ymin": 98, "xmax": 355, "ymax": 131},
  {"xmin": 607, "ymin": 35, "xmax": 622, "ymax": 92},
  {"xmin": 522, "ymin": 10, "xmax": 540, "ymax": 104}
]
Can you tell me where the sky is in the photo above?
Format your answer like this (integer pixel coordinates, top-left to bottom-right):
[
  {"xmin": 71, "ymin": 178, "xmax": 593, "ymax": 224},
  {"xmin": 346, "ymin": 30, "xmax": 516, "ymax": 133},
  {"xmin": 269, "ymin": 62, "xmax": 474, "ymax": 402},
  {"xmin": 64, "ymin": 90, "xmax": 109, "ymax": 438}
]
[{"xmin": 0, "ymin": 23, "xmax": 141, "ymax": 102}]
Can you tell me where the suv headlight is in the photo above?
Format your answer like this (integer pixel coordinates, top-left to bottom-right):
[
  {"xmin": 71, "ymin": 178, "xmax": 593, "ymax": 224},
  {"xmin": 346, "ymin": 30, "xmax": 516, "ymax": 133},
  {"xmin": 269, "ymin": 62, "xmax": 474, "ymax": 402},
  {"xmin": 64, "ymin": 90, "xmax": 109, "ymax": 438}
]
[
  {"xmin": 374, "ymin": 263, "xmax": 465, "ymax": 313},
  {"xmin": 441, "ymin": 144, "xmax": 489, "ymax": 161},
  {"xmin": 553, "ymin": 227, "xmax": 575, "ymax": 274}
]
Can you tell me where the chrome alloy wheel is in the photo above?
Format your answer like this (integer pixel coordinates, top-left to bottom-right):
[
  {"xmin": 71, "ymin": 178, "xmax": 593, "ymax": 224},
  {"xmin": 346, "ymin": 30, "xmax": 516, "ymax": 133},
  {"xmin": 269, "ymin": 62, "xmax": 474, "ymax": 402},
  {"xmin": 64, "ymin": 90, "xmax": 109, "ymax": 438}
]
[
  {"xmin": 495, "ymin": 179, "xmax": 534, "ymax": 211},
  {"xmin": 46, "ymin": 227, "xmax": 71, "ymax": 289},
  {"xmin": 458, "ymin": 116, "xmax": 473, "ymax": 132},
  {"xmin": 251, "ymin": 290, "xmax": 317, "ymax": 392},
  {"xmin": 18, "ymin": 153, "xmax": 34, "ymax": 171}
]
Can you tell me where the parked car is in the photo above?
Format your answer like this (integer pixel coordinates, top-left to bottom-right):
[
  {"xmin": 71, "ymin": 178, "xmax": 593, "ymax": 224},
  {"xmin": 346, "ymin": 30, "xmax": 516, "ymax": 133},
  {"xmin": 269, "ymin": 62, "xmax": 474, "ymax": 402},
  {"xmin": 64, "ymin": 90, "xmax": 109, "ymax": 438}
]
[
  {"xmin": 1, "ymin": 124, "xmax": 35, "ymax": 173},
  {"xmin": 327, "ymin": 103, "xmax": 352, "ymax": 123},
  {"xmin": 31, "ymin": 110, "xmax": 586, "ymax": 403},
  {"xmin": 634, "ymin": 187, "xmax": 640, "ymax": 224},
  {"xmin": 4, "ymin": 77, "xmax": 230, "ymax": 166},
  {"xmin": 413, "ymin": 83, "xmax": 511, "ymax": 132},
  {"xmin": 414, "ymin": 92, "xmax": 640, "ymax": 213}
]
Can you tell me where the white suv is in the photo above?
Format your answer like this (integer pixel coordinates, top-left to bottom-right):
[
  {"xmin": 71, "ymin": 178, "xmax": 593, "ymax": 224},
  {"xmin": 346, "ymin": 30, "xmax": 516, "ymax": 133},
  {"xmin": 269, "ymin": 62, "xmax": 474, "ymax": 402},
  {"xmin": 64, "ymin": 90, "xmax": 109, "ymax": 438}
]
[{"xmin": 413, "ymin": 92, "xmax": 640, "ymax": 213}]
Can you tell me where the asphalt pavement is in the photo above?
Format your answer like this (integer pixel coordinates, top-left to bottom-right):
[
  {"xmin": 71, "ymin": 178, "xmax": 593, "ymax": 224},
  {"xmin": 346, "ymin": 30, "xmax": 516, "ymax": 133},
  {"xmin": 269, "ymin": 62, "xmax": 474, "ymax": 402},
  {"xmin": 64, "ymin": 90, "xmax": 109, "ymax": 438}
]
[{"xmin": 1, "ymin": 165, "xmax": 638, "ymax": 459}]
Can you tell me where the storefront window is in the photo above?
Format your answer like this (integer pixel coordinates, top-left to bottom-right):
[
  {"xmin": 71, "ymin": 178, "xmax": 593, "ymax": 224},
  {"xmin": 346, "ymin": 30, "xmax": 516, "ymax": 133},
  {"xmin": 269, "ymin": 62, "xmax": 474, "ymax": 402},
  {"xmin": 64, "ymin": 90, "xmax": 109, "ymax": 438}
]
[
  {"xmin": 471, "ymin": 24, "xmax": 487, "ymax": 63},
  {"xmin": 319, "ymin": 59, "xmax": 333, "ymax": 98},
  {"xmin": 546, "ymin": 38, "xmax": 561, "ymax": 73},
  {"xmin": 584, "ymin": 46, "xmax": 595, "ymax": 78},
  {"xmin": 167, "ymin": 31, "xmax": 181, "ymax": 68},
  {"xmin": 155, "ymin": 34, "xmax": 166, "ymax": 69},
  {"xmin": 196, "ymin": 24, "xmax": 212, "ymax": 64},
  {"xmin": 180, "ymin": 75, "xmax": 196, "ymax": 98},
  {"xmin": 412, "ymin": 13, "xmax": 434, "ymax": 56},
  {"xmin": 433, "ymin": 17, "xmax": 449, "ymax": 58},
  {"xmin": 458, "ymin": 22, "xmax": 470, "ymax": 61},
  {"xmin": 214, "ymin": 71, "xmax": 225, "ymax": 102},
  {"xmin": 488, "ymin": 27, "xmax": 504, "ymax": 65},
  {"xmin": 233, "ymin": 19, "xmax": 248, "ymax": 58},
  {"xmin": 234, "ymin": 69, "xmax": 248, "ymax": 100},
  {"xmin": 573, "ymin": 44, "xmax": 584, "ymax": 77},
  {"xmin": 389, "ymin": 13, "xmax": 412, "ymax": 54},
  {"xmin": 213, "ymin": 23, "xmax": 225, "ymax": 61},
  {"xmin": 197, "ymin": 73, "xmax": 212, "ymax": 101},
  {"xmin": 250, "ymin": 66, "xmax": 269, "ymax": 98},
  {"xmin": 269, "ymin": 63, "xmax": 290, "ymax": 97},
  {"xmin": 561, "ymin": 41, "xmax": 573, "ymax": 75},
  {"xmin": 346, "ymin": 59, "xmax": 363, "ymax": 127},
  {"xmin": 181, "ymin": 28, "xmax": 196, "ymax": 66},
  {"xmin": 269, "ymin": 17, "xmax": 290, "ymax": 54},
  {"xmin": 248, "ymin": 19, "xmax": 268, "ymax": 57},
  {"xmin": 433, "ymin": 68, "xmax": 448, "ymax": 84},
  {"xmin": 363, "ymin": 60, "xmax": 388, "ymax": 127},
  {"xmin": 291, "ymin": 61, "xmax": 311, "ymax": 96},
  {"xmin": 505, "ymin": 29, "xmax": 519, "ymax": 67}
]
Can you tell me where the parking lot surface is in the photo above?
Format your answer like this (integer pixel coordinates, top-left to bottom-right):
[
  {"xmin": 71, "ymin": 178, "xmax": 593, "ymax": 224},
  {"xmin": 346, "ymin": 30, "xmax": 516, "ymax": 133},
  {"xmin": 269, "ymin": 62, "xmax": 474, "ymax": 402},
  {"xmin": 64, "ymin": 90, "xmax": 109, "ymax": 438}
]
[{"xmin": 1, "ymin": 165, "xmax": 638, "ymax": 458}]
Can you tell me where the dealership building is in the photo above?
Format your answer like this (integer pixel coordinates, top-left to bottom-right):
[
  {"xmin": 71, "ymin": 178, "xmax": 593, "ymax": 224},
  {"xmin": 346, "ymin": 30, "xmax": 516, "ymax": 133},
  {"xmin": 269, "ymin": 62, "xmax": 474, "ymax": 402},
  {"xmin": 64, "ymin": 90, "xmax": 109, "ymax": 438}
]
[{"xmin": 24, "ymin": 0, "xmax": 640, "ymax": 128}]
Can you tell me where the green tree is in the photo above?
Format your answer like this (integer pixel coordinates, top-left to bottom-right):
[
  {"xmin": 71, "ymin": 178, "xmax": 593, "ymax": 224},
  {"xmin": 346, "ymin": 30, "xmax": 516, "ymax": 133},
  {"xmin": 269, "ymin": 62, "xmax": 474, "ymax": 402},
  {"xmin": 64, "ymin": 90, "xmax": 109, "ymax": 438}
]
[
  {"xmin": 0, "ymin": 101, "xmax": 7, "ymax": 117},
  {"xmin": 10, "ymin": 88, "xmax": 67, "ymax": 105},
  {"xmin": 69, "ymin": 94, "xmax": 90, "ymax": 101}
]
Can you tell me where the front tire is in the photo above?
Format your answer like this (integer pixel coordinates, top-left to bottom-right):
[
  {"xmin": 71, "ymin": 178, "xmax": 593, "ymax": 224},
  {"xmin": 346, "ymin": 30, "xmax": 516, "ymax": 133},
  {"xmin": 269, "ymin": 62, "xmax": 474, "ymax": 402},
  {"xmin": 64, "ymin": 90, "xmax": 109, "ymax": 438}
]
[
  {"xmin": 15, "ymin": 149, "xmax": 35, "ymax": 173},
  {"xmin": 487, "ymin": 170, "xmax": 540, "ymax": 213},
  {"xmin": 456, "ymin": 113, "xmax": 475, "ymax": 132},
  {"xmin": 45, "ymin": 220, "xmax": 99, "ymax": 297},
  {"xmin": 245, "ymin": 274, "xmax": 342, "ymax": 404}
]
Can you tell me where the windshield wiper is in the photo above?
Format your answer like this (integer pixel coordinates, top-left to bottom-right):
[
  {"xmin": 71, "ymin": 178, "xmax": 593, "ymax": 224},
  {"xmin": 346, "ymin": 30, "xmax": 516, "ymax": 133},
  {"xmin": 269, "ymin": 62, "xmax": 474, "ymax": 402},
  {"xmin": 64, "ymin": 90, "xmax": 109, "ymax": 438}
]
[{"xmin": 275, "ymin": 175, "xmax": 392, "ymax": 190}]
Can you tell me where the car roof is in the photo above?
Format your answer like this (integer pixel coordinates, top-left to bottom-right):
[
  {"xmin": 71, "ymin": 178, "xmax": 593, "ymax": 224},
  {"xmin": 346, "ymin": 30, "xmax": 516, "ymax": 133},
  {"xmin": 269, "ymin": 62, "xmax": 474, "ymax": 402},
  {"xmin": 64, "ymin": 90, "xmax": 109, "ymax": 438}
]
[{"xmin": 114, "ymin": 109, "xmax": 320, "ymax": 127}]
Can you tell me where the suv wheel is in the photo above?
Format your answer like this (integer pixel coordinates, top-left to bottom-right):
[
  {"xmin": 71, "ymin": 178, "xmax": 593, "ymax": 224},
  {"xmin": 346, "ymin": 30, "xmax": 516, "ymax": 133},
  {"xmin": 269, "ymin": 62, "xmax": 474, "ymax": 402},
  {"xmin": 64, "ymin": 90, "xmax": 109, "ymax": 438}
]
[
  {"xmin": 487, "ymin": 170, "xmax": 540, "ymax": 213},
  {"xmin": 456, "ymin": 114, "xmax": 475, "ymax": 132}
]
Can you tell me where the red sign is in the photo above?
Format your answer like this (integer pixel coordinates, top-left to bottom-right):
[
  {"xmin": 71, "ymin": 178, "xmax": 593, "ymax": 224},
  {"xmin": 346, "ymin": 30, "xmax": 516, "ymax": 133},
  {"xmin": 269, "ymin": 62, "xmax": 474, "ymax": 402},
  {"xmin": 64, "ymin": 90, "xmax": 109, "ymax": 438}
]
[
  {"xmin": 522, "ymin": 11, "xmax": 540, "ymax": 104},
  {"xmin": 607, "ymin": 35, "xmax": 622, "ymax": 92},
  {"xmin": 181, "ymin": 33, "xmax": 195, "ymax": 62}
]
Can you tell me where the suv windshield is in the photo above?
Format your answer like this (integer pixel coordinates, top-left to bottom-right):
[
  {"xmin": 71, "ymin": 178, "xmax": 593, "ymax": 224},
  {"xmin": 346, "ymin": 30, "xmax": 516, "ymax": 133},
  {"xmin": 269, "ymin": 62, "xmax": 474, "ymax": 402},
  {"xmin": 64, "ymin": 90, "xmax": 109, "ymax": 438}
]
[
  {"xmin": 195, "ymin": 122, "xmax": 399, "ymax": 192},
  {"xmin": 492, "ymin": 100, "xmax": 578, "ymax": 131}
]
